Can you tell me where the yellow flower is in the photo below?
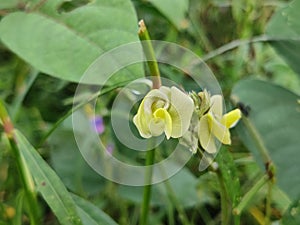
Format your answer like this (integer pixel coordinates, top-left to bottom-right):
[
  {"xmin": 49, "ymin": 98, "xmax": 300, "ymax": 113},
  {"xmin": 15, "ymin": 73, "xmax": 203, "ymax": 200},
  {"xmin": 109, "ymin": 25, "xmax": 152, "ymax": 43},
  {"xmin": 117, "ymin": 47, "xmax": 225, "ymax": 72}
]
[
  {"xmin": 198, "ymin": 94, "xmax": 241, "ymax": 153},
  {"xmin": 133, "ymin": 86, "xmax": 194, "ymax": 139}
]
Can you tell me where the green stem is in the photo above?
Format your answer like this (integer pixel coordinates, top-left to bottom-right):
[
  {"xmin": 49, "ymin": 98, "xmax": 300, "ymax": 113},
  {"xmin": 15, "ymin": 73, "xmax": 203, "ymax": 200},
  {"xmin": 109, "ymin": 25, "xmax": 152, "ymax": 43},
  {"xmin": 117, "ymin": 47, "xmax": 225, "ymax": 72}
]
[
  {"xmin": 138, "ymin": 20, "xmax": 162, "ymax": 225},
  {"xmin": 216, "ymin": 170, "xmax": 230, "ymax": 225},
  {"xmin": 155, "ymin": 151, "xmax": 191, "ymax": 225},
  {"xmin": 233, "ymin": 175, "xmax": 268, "ymax": 216},
  {"xmin": 202, "ymin": 35, "xmax": 275, "ymax": 62},
  {"xmin": 167, "ymin": 199, "xmax": 175, "ymax": 225},
  {"xmin": 229, "ymin": 101, "xmax": 276, "ymax": 223},
  {"xmin": 140, "ymin": 149, "xmax": 155, "ymax": 225},
  {"xmin": 163, "ymin": 178, "xmax": 191, "ymax": 225},
  {"xmin": 265, "ymin": 181, "xmax": 273, "ymax": 225},
  {"xmin": 38, "ymin": 82, "xmax": 127, "ymax": 147},
  {"xmin": 197, "ymin": 150, "xmax": 231, "ymax": 224},
  {"xmin": 11, "ymin": 67, "xmax": 39, "ymax": 120},
  {"xmin": 0, "ymin": 100, "xmax": 40, "ymax": 225},
  {"xmin": 240, "ymin": 116, "xmax": 271, "ymax": 163},
  {"xmin": 138, "ymin": 20, "xmax": 161, "ymax": 89},
  {"xmin": 233, "ymin": 214, "xmax": 241, "ymax": 225},
  {"xmin": 241, "ymin": 116, "xmax": 276, "ymax": 184}
]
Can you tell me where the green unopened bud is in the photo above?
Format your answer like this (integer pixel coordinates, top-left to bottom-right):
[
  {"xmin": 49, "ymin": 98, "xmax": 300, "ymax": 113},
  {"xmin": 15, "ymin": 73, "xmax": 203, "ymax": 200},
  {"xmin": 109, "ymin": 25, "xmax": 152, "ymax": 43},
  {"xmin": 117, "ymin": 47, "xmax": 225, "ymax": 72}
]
[{"xmin": 198, "ymin": 90, "xmax": 211, "ymax": 116}]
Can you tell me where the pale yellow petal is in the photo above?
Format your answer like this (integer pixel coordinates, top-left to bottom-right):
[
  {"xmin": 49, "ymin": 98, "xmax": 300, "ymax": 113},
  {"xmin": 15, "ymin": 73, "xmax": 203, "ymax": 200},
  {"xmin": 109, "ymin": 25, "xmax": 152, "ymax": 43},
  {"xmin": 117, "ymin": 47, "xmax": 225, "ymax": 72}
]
[
  {"xmin": 208, "ymin": 113, "xmax": 231, "ymax": 145},
  {"xmin": 153, "ymin": 108, "xmax": 172, "ymax": 139},
  {"xmin": 133, "ymin": 115, "xmax": 151, "ymax": 138},
  {"xmin": 149, "ymin": 118, "xmax": 165, "ymax": 136},
  {"xmin": 133, "ymin": 100, "xmax": 152, "ymax": 138},
  {"xmin": 221, "ymin": 108, "xmax": 242, "ymax": 128},
  {"xmin": 159, "ymin": 86, "xmax": 171, "ymax": 97},
  {"xmin": 198, "ymin": 114, "xmax": 217, "ymax": 153},
  {"xmin": 168, "ymin": 87, "xmax": 194, "ymax": 138},
  {"xmin": 210, "ymin": 95, "xmax": 223, "ymax": 118},
  {"xmin": 144, "ymin": 89, "xmax": 169, "ymax": 113},
  {"xmin": 133, "ymin": 88, "xmax": 169, "ymax": 138}
]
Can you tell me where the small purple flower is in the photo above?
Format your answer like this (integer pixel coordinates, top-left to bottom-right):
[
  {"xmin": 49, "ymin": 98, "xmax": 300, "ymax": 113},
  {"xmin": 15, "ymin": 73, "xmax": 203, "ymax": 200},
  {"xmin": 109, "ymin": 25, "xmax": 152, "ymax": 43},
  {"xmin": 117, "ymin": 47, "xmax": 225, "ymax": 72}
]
[
  {"xmin": 90, "ymin": 116, "xmax": 105, "ymax": 134},
  {"xmin": 106, "ymin": 144, "xmax": 114, "ymax": 155}
]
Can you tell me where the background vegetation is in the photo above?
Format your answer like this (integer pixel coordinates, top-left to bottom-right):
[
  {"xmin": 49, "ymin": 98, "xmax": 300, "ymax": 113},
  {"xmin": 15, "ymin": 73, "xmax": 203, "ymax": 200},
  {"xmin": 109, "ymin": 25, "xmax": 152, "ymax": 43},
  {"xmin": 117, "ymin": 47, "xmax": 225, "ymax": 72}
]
[{"xmin": 0, "ymin": 0, "xmax": 299, "ymax": 224}]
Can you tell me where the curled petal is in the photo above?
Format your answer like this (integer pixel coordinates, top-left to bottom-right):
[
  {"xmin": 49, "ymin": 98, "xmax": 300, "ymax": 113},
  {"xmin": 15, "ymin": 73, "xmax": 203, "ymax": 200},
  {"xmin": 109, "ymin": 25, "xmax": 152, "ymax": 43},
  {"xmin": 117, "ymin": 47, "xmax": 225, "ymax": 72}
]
[
  {"xmin": 149, "ymin": 117, "xmax": 165, "ymax": 136},
  {"xmin": 133, "ymin": 89, "xmax": 169, "ymax": 138},
  {"xmin": 153, "ymin": 108, "xmax": 172, "ymax": 139},
  {"xmin": 168, "ymin": 87, "xmax": 194, "ymax": 138},
  {"xmin": 199, "ymin": 114, "xmax": 217, "ymax": 153},
  {"xmin": 221, "ymin": 109, "xmax": 242, "ymax": 128},
  {"xmin": 143, "ymin": 89, "xmax": 169, "ymax": 114},
  {"xmin": 133, "ymin": 101, "xmax": 152, "ymax": 138}
]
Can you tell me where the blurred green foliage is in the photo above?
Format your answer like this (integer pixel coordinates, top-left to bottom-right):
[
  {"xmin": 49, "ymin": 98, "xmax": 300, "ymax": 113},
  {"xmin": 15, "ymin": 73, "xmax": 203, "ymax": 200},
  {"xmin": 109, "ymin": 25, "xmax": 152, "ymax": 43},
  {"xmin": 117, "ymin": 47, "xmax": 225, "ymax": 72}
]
[{"xmin": 0, "ymin": 0, "xmax": 299, "ymax": 225}]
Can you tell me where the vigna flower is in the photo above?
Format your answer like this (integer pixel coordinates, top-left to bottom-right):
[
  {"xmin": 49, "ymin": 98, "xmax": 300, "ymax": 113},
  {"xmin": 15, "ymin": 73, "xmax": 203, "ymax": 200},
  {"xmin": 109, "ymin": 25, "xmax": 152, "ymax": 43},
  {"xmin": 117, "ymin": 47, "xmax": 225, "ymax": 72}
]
[
  {"xmin": 133, "ymin": 86, "xmax": 194, "ymax": 139},
  {"xmin": 133, "ymin": 86, "xmax": 241, "ymax": 155},
  {"xmin": 196, "ymin": 91, "xmax": 242, "ymax": 153}
]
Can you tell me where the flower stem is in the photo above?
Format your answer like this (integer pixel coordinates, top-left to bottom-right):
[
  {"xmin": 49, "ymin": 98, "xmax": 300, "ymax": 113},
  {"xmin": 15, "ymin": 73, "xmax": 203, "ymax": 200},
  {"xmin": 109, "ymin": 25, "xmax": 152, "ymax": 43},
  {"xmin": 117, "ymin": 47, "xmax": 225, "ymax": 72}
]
[
  {"xmin": 0, "ymin": 100, "xmax": 40, "ymax": 225},
  {"xmin": 140, "ymin": 149, "xmax": 155, "ymax": 225},
  {"xmin": 231, "ymin": 100, "xmax": 276, "ymax": 222},
  {"xmin": 38, "ymin": 82, "xmax": 128, "ymax": 147},
  {"xmin": 199, "ymin": 150, "xmax": 231, "ymax": 225},
  {"xmin": 202, "ymin": 35, "xmax": 275, "ymax": 62},
  {"xmin": 11, "ymin": 66, "xmax": 39, "ymax": 120},
  {"xmin": 138, "ymin": 19, "xmax": 162, "ymax": 225},
  {"xmin": 233, "ymin": 175, "xmax": 268, "ymax": 216},
  {"xmin": 216, "ymin": 169, "xmax": 230, "ymax": 225},
  {"xmin": 163, "ymin": 178, "xmax": 191, "ymax": 225},
  {"xmin": 155, "ymin": 151, "xmax": 191, "ymax": 225},
  {"xmin": 265, "ymin": 181, "xmax": 273, "ymax": 225},
  {"xmin": 138, "ymin": 20, "xmax": 161, "ymax": 89},
  {"xmin": 240, "ymin": 117, "xmax": 271, "ymax": 164}
]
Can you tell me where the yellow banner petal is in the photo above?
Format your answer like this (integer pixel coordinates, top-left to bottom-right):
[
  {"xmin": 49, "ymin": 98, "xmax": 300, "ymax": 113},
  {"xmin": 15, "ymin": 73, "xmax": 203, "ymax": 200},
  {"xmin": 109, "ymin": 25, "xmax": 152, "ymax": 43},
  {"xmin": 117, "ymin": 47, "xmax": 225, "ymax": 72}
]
[{"xmin": 222, "ymin": 108, "xmax": 242, "ymax": 128}]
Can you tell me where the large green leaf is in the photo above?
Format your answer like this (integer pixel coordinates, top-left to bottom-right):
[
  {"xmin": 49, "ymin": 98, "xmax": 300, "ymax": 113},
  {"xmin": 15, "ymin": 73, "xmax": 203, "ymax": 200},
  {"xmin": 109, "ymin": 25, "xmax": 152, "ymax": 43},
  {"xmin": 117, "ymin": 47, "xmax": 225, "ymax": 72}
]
[
  {"xmin": 147, "ymin": 0, "xmax": 189, "ymax": 30},
  {"xmin": 14, "ymin": 130, "xmax": 82, "ymax": 225},
  {"xmin": 0, "ymin": 0, "xmax": 18, "ymax": 9},
  {"xmin": 231, "ymin": 79, "xmax": 300, "ymax": 200},
  {"xmin": 72, "ymin": 195, "xmax": 118, "ymax": 225},
  {"xmin": 0, "ymin": 0, "xmax": 142, "ymax": 85},
  {"xmin": 266, "ymin": 0, "xmax": 300, "ymax": 77}
]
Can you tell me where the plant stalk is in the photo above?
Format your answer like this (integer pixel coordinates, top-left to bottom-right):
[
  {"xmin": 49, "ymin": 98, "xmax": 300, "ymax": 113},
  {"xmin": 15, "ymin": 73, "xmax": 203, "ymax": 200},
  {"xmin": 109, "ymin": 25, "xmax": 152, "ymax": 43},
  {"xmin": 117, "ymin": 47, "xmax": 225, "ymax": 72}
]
[
  {"xmin": 140, "ymin": 149, "xmax": 155, "ymax": 225},
  {"xmin": 233, "ymin": 175, "xmax": 268, "ymax": 216},
  {"xmin": 38, "ymin": 82, "xmax": 128, "ymax": 147},
  {"xmin": 0, "ymin": 100, "xmax": 40, "ymax": 225},
  {"xmin": 216, "ymin": 170, "xmax": 230, "ymax": 225},
  {"xmin": 265, "ymin": 181, "xmax": 273, "ymax": 225},
  {"xmin": 138, "ymin": 20, "xmax": 161, "ymax": 89},
  {"xmin": 138, "ymin": 19, "xmax": 162, "ymax": 225},
  {"xmin": 230, "ymin": 101, "xmax": 276, "ymax": 222},
  {"xmin": 240, "ymin": 117, "xmax": 271, "ymax": 163}
]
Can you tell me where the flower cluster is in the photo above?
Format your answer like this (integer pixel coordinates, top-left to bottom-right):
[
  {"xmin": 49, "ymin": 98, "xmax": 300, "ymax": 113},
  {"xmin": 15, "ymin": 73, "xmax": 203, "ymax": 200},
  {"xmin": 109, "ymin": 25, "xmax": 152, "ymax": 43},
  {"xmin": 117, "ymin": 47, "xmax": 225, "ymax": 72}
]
[
  {"xmin": 191, "ymin": 90, "xmax": 241, "ymax": 153},
  {"xmin": 133, "ymin": 85, "xmax": 241, "ymax": 154}
]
